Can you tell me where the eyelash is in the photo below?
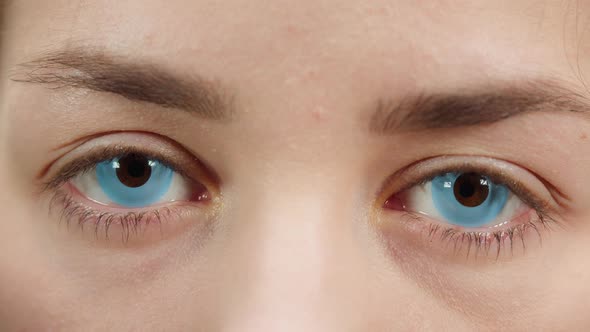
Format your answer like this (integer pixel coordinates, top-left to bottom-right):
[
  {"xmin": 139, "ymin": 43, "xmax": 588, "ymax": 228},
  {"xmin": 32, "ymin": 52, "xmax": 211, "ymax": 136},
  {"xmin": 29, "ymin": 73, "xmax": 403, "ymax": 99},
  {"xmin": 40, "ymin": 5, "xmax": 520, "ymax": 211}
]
[
  {"xmin": 43, "ymin": 145, "xmax": 208, "ymax": 242},
  {"xmin": 402, "ymin": 212, "xmax": 557, "ymax": 259},
  {"xmin": 380, "ymin": 160, "xmax": 563, "ymax": 259}
]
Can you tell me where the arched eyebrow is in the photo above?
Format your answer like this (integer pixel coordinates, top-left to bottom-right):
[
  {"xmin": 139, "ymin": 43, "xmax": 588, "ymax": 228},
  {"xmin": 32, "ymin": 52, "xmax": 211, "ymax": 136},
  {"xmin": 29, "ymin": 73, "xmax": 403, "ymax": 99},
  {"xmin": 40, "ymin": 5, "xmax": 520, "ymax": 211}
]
[
  {"xmin": 10, "ymin": 48, "xmax": 233, "ymax": 121},
  {"xmin": 369, "ymin": 80, "xmax": 590, "ymax": 133}
]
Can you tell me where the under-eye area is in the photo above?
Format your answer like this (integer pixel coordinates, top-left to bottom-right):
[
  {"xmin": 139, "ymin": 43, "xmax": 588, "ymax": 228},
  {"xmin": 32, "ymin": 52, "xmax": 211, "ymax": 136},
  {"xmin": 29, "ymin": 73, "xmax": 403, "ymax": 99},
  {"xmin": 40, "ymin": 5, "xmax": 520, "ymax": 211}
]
[{"xmin": 377, "ymin": 156, "xmax": 566, "ymax": 260}]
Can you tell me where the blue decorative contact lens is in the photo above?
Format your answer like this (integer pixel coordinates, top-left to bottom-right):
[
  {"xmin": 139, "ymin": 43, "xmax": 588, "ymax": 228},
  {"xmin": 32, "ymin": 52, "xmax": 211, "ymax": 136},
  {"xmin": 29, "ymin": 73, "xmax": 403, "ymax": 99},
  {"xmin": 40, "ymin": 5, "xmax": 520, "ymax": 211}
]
[
  {"xmin": 96, "ymin": 154, "xmax": 174, "ymax": 208},
  {"xmin": 431, "ymin": 172, "xmax": 509, "ymax": 227}
]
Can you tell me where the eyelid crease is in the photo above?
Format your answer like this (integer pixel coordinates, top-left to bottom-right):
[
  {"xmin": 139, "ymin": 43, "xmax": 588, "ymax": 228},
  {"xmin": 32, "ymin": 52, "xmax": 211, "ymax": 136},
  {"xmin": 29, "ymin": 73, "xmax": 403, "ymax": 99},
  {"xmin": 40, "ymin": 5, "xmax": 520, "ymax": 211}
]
[{"xmin": 36, "ymin": 130, "xmax": 204, "ymax": 178}]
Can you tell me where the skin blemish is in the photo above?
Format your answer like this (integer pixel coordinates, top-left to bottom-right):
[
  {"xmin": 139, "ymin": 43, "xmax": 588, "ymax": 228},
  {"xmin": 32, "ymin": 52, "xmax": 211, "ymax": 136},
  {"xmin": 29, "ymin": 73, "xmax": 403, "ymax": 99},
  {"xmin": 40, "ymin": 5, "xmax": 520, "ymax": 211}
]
[
  {"xmin": 581, "ymin": 133, "xmax": 588, "ymax": 140},
  {"xmin": 312, "ymin": 106, "xmax": 326, "ymax": 122},
  {"xmin": 286, "ymin": 24, "xmax": 302, "ymax": 35}
]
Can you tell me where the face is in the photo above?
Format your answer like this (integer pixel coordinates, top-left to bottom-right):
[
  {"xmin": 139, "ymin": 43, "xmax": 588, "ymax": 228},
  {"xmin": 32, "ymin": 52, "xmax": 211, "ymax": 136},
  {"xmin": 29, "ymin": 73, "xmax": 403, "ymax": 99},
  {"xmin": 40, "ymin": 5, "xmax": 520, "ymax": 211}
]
[{"xmin": 2, "ymin": 0, "xmax": 590, "ymax": 330}]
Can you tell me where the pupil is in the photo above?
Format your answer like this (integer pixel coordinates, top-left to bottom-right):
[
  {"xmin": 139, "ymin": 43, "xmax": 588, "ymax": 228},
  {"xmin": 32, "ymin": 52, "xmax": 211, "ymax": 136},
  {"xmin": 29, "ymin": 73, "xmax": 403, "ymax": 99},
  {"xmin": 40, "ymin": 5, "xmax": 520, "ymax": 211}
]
[
  {"xmin": 116, "ymin": 154, "xmax": 152, "ymax": 188},
  {"xmin": 453, "ymin": 173, "xmax": 489, "ymax": 207},
  {"xmin": 459, "ymin": 182, "xmax": 475, "ymax": 198},
  {"xmin": 128, "ymin": 161, "xmax": 146, "ymax": 178}
]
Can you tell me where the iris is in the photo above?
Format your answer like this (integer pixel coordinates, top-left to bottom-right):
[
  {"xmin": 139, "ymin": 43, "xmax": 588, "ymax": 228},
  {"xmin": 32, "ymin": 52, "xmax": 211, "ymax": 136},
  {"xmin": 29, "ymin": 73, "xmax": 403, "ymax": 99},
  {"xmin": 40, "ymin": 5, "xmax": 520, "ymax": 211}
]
[
  {"xmin": 431, "ymin": 172, "xmax": 508, "ymax": 227},
  {"xmin": 95, "ymin": 154, "xmax": 174, "ymax": 208}
]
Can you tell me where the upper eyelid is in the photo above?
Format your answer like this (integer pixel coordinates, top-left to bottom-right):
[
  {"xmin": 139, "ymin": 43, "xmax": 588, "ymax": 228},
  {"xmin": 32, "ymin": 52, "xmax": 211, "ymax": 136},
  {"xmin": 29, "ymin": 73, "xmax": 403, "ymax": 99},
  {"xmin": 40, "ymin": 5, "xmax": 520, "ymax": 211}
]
[
  {"xmin": 37, "ymin": 130, "xmax": 183, "ymax": 178},
  {"xmin": 39, "ymin": 133, "xmax": 219, "ymax": 193},
  {"xmin": 378, "ymin": 155, "xmax": 562, "ymax": 215},
  {"xmin": 42, "ymin": 146, "xmax": 182, "ymax": 191}
]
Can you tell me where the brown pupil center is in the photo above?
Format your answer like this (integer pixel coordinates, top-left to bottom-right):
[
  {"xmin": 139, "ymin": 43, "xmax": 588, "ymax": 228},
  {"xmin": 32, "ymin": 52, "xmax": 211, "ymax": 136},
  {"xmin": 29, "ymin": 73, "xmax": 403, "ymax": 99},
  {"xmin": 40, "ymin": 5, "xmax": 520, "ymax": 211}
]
[
  {"xmin": 453, "ymin": 173, "xmax": 489, "ymax": 207},
  {"xmin": 116, "ymin": 154, "xmax": 152, "ymax": 188}
]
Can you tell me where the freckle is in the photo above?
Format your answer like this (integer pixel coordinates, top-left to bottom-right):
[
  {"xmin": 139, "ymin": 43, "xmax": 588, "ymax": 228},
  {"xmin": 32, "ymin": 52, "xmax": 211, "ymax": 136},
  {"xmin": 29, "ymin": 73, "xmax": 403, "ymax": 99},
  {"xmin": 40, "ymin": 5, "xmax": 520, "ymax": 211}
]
[
  {"xmin": 286, "ymin": 24, "xmax": 302, "ymax": 36},
  {"xmin": 143, "ymin": 33, "xmax": 157, "ymax": 46},
  {"xmin": 312, "ymin": 107, "xmax": 326, "ymax": 122}
]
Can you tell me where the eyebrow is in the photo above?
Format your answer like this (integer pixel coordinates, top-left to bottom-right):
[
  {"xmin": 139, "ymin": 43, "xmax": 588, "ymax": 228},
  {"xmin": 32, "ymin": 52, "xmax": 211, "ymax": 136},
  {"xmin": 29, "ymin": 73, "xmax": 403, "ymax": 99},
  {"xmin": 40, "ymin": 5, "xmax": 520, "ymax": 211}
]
[
  {"xmin": 12, "ymin": 50, "xmax": 589, "ymax": 131},
  {"xmin": 11, "ymin": 48, "xmax": 233, "ymax": 120},
  {"xmin": 369, "ymin": 80, "xmax": 590, "ymax": 133}
]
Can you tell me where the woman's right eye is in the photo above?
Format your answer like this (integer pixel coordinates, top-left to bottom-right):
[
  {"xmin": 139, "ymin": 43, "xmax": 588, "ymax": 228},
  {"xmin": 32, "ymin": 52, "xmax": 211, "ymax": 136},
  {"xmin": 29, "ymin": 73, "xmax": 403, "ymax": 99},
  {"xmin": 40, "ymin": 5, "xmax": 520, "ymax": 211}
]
[
  {"xmin": 41, "ymin": 132, "xmax": 219, "ymax": 243},
  {"xmin": 70, "ymin": 153, "xmax": 209, "ymax": 208}
]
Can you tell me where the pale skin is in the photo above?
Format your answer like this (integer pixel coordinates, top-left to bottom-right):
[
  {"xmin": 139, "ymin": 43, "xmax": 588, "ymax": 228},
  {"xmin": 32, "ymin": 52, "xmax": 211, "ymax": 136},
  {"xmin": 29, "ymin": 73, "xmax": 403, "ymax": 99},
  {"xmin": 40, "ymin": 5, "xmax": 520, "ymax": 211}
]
[{"xmin": 2, "ymin": 0, "xmax": 590, "ymax": 330}]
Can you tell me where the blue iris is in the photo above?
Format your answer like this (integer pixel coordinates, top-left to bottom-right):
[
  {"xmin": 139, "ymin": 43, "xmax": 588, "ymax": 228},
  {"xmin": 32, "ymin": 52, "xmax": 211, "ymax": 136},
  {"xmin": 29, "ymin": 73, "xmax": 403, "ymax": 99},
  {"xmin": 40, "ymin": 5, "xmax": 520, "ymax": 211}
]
[
  {"xmin": 96, "ymin": 156, "xmax": 174, "ymax": 208},
  {"xmin": 431, "ymin": 172, "xmax": 508, "ymax": 227}
]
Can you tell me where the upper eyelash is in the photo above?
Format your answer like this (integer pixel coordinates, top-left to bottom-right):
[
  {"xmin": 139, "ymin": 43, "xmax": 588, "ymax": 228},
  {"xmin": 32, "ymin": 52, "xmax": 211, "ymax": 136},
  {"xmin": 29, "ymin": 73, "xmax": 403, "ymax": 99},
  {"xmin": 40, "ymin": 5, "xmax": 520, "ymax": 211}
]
[{"xmin": 41, "ymin": 145, "xmax": 190, "ymax": 192}]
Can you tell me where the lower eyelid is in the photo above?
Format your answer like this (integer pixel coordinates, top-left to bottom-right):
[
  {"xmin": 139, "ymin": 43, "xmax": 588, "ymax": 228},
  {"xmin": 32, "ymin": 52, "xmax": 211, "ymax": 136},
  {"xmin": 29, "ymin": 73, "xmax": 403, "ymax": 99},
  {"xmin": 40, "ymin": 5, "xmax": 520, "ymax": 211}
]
[
  {"xmin": 377, "ymin": 208, "xmax": 549, "ymax": 261},
  {"xmin": 48, "ymin": 184, "xmax": 216, "ymax": 245}
]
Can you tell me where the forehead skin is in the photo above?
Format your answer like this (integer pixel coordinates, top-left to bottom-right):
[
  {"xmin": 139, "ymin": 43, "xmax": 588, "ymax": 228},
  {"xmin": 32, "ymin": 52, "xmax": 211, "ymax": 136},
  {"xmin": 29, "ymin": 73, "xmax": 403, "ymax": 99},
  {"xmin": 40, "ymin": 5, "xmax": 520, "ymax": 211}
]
[
  {"xmin": 5, "ymin": 0, "xmax": 590, "ymax": 103},
  {"xmin": 2, "ymin": 0, "xmax": 590, "ymax": 331}
]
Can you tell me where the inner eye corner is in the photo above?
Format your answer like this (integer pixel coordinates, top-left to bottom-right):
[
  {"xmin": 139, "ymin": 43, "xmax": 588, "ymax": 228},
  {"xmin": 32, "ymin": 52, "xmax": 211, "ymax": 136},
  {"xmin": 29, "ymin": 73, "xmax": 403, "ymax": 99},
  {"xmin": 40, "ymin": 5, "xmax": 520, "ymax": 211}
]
[{"xmin": 382, "ymin": 194, "xmax": 403, "ymax": 211}]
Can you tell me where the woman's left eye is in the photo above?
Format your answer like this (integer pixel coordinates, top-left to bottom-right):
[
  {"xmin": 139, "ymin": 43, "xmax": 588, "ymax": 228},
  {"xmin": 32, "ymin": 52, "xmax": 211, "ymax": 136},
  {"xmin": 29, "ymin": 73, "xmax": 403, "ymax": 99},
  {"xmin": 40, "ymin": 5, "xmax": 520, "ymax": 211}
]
[
  {"xmin": 71, "ymin": 153, "xmax": 206, "ymax": 208},
  {"xmin": 386, "ymin": 172, "xmax": 529, "ymax": 228}
]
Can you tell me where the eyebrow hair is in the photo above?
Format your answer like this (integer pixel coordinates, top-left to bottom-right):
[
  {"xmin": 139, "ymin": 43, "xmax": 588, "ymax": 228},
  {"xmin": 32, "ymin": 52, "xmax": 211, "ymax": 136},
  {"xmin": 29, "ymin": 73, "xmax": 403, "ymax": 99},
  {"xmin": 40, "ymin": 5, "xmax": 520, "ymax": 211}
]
[
  {"xmin": 369, "ymin": 80, "xmax": 590, "ymax": 133},
  {"xmin": 11, "ymin": 48, "xmax": 233, "ymax": 120}
]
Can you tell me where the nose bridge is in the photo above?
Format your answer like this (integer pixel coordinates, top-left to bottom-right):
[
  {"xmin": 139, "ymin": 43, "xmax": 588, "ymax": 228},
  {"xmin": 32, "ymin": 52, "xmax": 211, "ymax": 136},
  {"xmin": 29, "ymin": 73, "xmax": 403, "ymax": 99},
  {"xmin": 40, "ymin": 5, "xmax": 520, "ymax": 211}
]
[{"xmin": 220, "ymin": 167, "xmax": 367, "ymax": 331}]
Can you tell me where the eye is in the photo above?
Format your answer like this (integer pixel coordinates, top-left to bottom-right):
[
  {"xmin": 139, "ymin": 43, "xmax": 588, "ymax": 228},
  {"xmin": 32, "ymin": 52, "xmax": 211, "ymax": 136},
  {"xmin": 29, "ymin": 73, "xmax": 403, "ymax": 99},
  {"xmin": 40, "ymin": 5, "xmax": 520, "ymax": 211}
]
[
  {"xmin": 431, "ymin": 172, "xmax": 510, "ymax": 227},
  {"xmin": 377, "ymin": 156, "xmax": 563, "ymax": 259},
  {"xmin": 40, "ymin": 132, "xmax": 220, "ymax": 245},
  {"xmin": 71, "ymin": 153, "xmax": 208, "ymax": 208},
  {"xmin": 386, "ymin": 171, "xmax": 528, "ymax": 228}
]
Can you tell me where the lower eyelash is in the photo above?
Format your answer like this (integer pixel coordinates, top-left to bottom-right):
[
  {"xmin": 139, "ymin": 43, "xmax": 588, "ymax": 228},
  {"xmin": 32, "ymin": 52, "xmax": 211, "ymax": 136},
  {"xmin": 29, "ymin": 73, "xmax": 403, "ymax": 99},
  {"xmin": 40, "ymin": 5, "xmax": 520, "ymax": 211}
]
[
  {"xmin": 49, "ymin": 190, "xmax": 179, "ymax": 243},
  {"xmin": 400, "ymin": 210, "xmax": 561, "ymax": 260}
]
